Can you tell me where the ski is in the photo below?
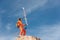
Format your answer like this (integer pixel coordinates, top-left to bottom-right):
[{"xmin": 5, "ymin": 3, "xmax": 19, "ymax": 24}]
[{"xmin": 22, "ymin": 7, "xmax": 28, "ymax": 26}]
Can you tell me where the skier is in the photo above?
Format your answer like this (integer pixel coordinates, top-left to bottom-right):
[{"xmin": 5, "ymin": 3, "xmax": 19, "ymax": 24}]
[{"xmin": 16, "ymin": 18, "xmax": 26, "ymax": 36}]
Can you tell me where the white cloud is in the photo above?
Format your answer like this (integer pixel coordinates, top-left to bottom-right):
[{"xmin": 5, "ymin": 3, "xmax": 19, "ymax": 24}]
[
  {"xmin": 6, "ymin": 23, "xmax": 12, "ymax": 31},
  {"xmin": 8, "ymin": 0, "xmax": 48, "ymax": 17},
  {"xmin": 36, "ymin": 23, "xmax": 60, "ymax": 40},
  {"xmin": 8, "ymin": 0, "xmax": 60, "ymax": 18},
  {"xmin": 0, "ymin": 17, "xmax": 2, "ymax": 28},
  {"xmin": 0, "ymin": 35, "xmax": 16, "ymax": 40},
  {"xmin": 12, "ymin": 0, "xmax": 60, "ymax": 13},
  {"xmin": 26, "ymin": 0, "xmax": 48, "ymax": 13},
  {"xmin": 26, "ymin": 0, "xmax": 60, "ymax": 13},
  {"xmin": 0, "ymin": 8, "xmax": 6, "ymax": 14}
]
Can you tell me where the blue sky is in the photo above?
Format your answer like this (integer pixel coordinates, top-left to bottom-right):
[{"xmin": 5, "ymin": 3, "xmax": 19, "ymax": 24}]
[{"xmin": 0, "ymin": 0, "xmax": 60, "ymax": 40}]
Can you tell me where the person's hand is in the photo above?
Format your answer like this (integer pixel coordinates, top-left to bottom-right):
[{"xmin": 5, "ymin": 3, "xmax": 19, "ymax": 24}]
[
  {"xmin": 25, "ymin": 24, "xmax": 27, "ymax": 26},
  {"xmin": 16, "ymin": 24, "xmax": 19, "ymax": 28},
  {"xmin": 24, "ymin": 27, "xmax": 27, "ymax": 29}
]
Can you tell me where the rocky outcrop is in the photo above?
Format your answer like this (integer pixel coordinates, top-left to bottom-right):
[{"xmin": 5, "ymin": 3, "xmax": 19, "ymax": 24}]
[{"xmin": 16, "ymin": 36, "xmax": 40, "ymax": 40}]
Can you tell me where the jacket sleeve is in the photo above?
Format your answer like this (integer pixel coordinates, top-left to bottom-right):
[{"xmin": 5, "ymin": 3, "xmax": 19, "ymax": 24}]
[{"xmin": 16, "ymin": 22, "xmax": 19, "ymax": 28}]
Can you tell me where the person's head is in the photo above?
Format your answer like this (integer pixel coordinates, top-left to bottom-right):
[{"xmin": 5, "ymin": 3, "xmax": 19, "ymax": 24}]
[{"xmin": 18, "ymin": 18, "xmax": 22, "ymax": 21}]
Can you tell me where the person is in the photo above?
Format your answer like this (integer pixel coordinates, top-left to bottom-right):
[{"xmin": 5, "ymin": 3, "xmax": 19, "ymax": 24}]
[{"xmin": 16, "ymin": 18, "xmax": 26, "ymax": 36}]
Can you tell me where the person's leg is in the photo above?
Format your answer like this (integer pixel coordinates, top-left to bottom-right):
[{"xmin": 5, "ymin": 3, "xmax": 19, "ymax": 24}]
[
  {"xmin": 19, "ymin": 27, "xmax": 26, "ymax": 36},
  {"xmin": 19, "ymin": 27, "xmax": 23, "ymax": 36},
  {"xmin": 22, "ymin": 29, "xmax": 26, "ymax": 36},
  {"xmin": 20, "ymin": 31, "xmax": 22, "ymax": 35}
]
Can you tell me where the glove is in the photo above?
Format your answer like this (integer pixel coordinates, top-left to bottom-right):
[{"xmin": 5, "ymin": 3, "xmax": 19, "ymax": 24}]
[
  {"xmin": 16, "ymin": 24, "xmax": 19, "ymax": 28},
  {"xmin": 24, "ymin": 27, "xmax": 27, "ymax": 29}
]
